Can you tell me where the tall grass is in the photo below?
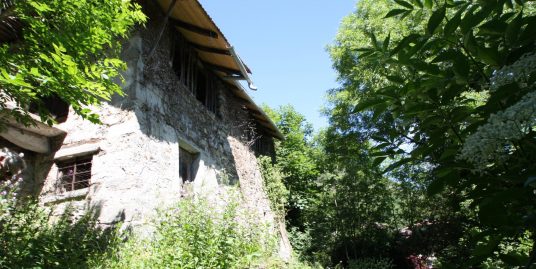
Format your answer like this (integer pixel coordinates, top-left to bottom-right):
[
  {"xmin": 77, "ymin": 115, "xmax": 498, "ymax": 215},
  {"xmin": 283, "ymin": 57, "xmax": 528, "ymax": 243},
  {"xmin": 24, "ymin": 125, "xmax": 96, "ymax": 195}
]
[{"xmin": 92, "ymin": 195, "xmax": 284, "ymax": 269}]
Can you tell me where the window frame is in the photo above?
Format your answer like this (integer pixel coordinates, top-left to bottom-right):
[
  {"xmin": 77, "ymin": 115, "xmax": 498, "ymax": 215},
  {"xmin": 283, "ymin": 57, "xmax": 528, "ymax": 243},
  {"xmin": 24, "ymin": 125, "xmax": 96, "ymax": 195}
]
[{"xmin": 56, "ymin": 155, "xmax": 93, "ymax": 192}]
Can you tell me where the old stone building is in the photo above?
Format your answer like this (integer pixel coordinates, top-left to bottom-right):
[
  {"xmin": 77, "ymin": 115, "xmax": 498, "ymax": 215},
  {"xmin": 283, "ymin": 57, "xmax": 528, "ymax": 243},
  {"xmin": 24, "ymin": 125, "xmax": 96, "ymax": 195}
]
[{"xmin": 0, "ymin": 0, "xmax": 290, "ymax": 257}]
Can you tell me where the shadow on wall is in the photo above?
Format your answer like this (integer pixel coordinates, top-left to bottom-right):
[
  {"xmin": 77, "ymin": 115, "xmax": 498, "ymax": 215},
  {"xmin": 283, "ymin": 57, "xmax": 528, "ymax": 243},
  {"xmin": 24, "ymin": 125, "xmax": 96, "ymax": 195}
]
[{"xmin": 103, "ymin": 0, "xmax": 247, "ymax": 185}]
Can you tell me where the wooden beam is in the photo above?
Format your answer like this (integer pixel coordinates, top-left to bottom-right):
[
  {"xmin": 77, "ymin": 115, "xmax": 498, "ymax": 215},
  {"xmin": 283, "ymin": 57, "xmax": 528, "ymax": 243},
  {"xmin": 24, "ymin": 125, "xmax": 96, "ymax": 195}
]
[
  {"xmin": 222, "ymin": 75, "xmax": 245, "ymax": 81},
  {"xmin": 170, "ymin": 18, "xmax": 218, "ymax": 38},
  {"xmin": 203, "ymin": 62, "xmax": 242, "ymax": 76},
  {"xmin": 190, "ymin": 42, "xmax": 230, "ymax": 55}
]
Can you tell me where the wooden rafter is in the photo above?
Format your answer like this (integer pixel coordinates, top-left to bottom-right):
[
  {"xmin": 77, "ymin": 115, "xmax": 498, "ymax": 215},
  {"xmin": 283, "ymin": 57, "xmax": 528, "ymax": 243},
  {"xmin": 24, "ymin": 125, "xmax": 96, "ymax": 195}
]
[
  {"xmin": 170, "ymin": 18, "xmax": 218, "ymax": 38},
  {"xmin": 190, "ymin": 42, "xmax": 230, "ymax": 55}
]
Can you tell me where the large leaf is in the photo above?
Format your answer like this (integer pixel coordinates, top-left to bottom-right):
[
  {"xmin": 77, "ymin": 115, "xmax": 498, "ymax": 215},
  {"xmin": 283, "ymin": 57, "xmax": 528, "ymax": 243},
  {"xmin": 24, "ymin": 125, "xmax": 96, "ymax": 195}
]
[
  {"xmin": 385, "ymin": 9, "xmax": 410, "ymax": 18},
  {"xmin": 353, "ymin": 98, "xmax": 386, "ymax": 113},
  {"xmin": 444, "ymin": 5, "xmax": 467, "ymax": 36},
  {"xmin": 427, "ymin": 6, "xmax": 446, "ymax": 35},
  {"xmin": 394, "ymin": 0, "xmax": 414, "ymax": 10}
]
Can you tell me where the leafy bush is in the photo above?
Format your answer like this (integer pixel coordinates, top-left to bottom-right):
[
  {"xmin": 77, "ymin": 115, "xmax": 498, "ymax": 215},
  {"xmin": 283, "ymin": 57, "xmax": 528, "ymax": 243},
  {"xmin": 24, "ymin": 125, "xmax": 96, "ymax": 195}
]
[
  {"xmin": 347, "ymin": 257, "xmax": 394, "ymax": 269},
  {"xmin": 0, "ymin": 176, "xmax": 117, "ymax": 269},
  {"xmin": 94, "ymin": 195, "xmax": 280, "ymax": 269}
]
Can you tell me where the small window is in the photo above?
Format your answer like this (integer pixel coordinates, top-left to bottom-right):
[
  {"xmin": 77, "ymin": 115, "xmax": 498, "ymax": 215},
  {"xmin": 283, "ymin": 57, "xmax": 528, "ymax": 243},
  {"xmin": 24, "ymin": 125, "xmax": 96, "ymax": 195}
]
[
  {"xmin": 179, "ymin": 147, "xmax": 197, "ymax": 183},
  {"xmin": 57, "ymin": 156, "xmax": 92, "ymax": 192}
]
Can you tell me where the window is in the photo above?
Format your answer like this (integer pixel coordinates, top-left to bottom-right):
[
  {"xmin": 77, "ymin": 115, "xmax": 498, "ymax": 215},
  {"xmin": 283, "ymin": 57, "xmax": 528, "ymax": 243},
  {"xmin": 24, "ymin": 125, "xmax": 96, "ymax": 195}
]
[
  {"xmin": 56, "ymin": 156, "xmax": 92, "ymax": 192},
  {"xmin": 179, "ymin": 147, "xmax": 197, "ymax": 183},
  {"xmin": 172, "ymin": 32, "xmax": 218, "ymax": 114}
]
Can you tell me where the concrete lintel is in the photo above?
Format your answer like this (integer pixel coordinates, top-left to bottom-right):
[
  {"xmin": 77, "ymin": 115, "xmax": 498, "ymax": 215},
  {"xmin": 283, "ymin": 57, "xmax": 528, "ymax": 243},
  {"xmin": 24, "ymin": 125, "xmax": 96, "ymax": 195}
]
[
  {"xmin": 0, "ymin": 126, "xmax": 50, "ymax": 153},
  {"xmin": 54, "ymin": 143, "xmax": 101, "ymax": 161}
]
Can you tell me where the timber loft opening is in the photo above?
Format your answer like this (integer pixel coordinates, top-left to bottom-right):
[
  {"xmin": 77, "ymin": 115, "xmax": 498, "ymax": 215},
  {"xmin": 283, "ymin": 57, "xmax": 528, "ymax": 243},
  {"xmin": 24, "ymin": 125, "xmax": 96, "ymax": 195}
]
[
  {"xmin": 29, "ymin": 94, "xmax": 69, "ymax": 124},
  {"xmin": 172, "ymin": 32, "xmax": 218, "ymax": 114}
]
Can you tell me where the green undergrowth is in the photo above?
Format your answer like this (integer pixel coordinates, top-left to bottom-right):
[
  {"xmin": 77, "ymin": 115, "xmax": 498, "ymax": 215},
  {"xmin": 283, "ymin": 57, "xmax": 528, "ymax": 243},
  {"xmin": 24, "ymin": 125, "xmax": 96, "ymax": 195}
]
[{"xmin": 92, "ymin": 194, "xmax": 311, "ymax": 269}]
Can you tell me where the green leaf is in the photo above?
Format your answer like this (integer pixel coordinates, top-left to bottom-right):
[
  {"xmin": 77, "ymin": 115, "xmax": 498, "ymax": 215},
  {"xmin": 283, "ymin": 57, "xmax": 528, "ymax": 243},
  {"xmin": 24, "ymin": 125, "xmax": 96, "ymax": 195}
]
[
  {"xmin": 383, "ymin": 33, "xmax": 391, "ymax": 50},
  {"xmin": 424, "ymin": 0, "xmax": 433, "ymax": 9},
  {"xmin": 372, "ymin": 156, "xmax": 387, "ymax": 167},
  {"xmin": 463, "ymin": 31, "xmax": 478, "ymax": 55},
  {"xmin": 353, "ymin": 98, "xmax": 386, "ymax": 113},
  {"xmin": 390, "ymin": 34, "xmax": 421, "ymax": 56},
  {"xmin": 411, "ymin": 0, "xmax": 423, "ymax": 8},
  {"xmin": 477, "ymin": 46, "xmax": 501, "ymax": 66},
  {"xmin": 386, "ymin": 75, "xmax": 405, "ymax": 83},
  {"xmin": 368, "ymin": 32, "xmax": 380, "ymax": 49},
  {"xmin": 383, "ymin": 158, "xmax": 412, "ymax": 173},
  {"xmin": 444, "ymin": 8, "xmax": 463, "ymax": 36},
  {"xmin": 478, "ymin": 19, "xmax": 508, "ymax": 36},
  {"xmin": 394, "ymin": 0, "xmax": 414, "ymax": 9},
  {"xmin": 506, "ymin": 11, "xmax": 523, "ymax": 45},
  {"xmin": 427, "ymin": 6, "xmax": 446, "ymax": 35},
  {"xmin": 385, "ymin": 9, "xmax": 410, "ymax": 18}
]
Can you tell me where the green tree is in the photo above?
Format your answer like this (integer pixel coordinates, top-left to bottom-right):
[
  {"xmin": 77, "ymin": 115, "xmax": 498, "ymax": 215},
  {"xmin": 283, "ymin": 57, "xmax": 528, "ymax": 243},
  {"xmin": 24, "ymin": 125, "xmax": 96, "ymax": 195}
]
[
  {"xmin": 0, "ymin": 0, "xmax": 145, "ymax": 126},
  {"xmin": 263, "ymin": 105, "xmax": 320, "ymax": 229},
  {"xmin": 331, "ymin": 0, "xmax": 536, "ymax": 266}
]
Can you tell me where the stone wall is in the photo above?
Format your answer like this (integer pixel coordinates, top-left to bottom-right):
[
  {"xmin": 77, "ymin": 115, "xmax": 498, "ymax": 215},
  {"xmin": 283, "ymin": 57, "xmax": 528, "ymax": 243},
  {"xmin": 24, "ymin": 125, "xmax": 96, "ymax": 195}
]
[{"xmin": 34, "ymin": 1, "xmax": 289, "ymax": 256}]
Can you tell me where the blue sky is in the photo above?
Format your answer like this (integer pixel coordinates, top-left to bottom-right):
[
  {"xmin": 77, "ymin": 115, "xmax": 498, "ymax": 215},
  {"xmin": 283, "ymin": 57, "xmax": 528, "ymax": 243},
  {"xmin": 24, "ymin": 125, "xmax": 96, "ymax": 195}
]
[{"xmin": 201, "ymin": 1, "xmax": 356, "ymax": 130}]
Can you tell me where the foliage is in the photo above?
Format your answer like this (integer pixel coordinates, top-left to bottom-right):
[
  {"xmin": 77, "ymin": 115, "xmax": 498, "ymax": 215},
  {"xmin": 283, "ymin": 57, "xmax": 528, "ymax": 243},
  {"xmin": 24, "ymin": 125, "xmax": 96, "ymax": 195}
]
[
  {"xmin": 94, "ymin": 195, "xmax": 281, "ymax": 269},
  {"xmin": 259, "ymin": 155, "xmax": 289, "ymax": 220},
  {"xmin": 347, "ymin": 257, "xmax": 394, "ymax": 269},
  {"xmin": 0, "ymin": 0, "xmax": 145, "ymax": 126},
  {"xmin": 264, "ymin": 105, "xmax": 399, "ymax": 267},
  {"xmin": 0, "ymin": 175, "xmax": 117, "ymax": 269},
  {"xmin": 329, "ymin": 0, "xmax": 536, "ymax": 266},
  {"xmin": 263, "ymin": 105, "xmax": 320, "ymax": 229}
]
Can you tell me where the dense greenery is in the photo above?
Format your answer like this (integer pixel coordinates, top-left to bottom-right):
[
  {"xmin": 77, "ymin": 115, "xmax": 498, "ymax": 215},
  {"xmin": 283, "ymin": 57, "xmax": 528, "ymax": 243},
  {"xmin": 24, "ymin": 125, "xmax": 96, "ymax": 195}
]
[
  {"xmin": 265, "ymin": 0, "xmax": 536, "ymax": 268},
  {"xmin": 93, "ymin": 195, "xmax": 285, "ymax": 269},
  {"xmin": 263, "ymin": 2, "xmax": 535, "ymax": 267},
  {"xmin": 0, "ymin": 0, "xmax": 145, "ymax": 126}
]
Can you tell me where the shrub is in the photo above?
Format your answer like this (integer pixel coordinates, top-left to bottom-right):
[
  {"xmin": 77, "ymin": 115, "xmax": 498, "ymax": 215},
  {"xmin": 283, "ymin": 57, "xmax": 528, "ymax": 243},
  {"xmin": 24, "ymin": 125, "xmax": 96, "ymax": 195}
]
[
  {"xmin": 94, "ymin": 195, "xmax": 279, "ymax": 269},
  {"xmin": 347, "ymin": 257, "xmax": 394, "ymax": 269},
  {"xmin": 0, "ymin": 175, "xmax": 117, "ymax": 269}
]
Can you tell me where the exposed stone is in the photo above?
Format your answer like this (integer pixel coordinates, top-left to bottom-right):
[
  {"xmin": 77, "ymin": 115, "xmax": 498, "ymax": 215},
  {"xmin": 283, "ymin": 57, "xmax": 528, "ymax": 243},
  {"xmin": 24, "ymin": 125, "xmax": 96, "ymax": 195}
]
[{"xmin": 0, "ymin": 0, "xmax": 290, "ymax": 260}]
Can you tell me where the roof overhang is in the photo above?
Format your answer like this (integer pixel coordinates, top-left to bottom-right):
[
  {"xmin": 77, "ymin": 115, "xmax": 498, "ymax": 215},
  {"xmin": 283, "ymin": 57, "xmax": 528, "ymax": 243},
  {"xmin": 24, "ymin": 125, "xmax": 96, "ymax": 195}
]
[{"xmin": 154, "ymin": 0, "xmax": 282, "ymax": 139}]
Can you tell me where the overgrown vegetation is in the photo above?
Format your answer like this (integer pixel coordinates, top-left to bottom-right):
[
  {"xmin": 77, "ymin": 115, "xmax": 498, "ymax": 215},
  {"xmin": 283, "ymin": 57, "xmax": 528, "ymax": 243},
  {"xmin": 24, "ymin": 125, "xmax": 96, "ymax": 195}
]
[
  {"xmin": 262, "ymin": 0, "xmax": 536, "ymax": 268},
  {"xmin": 259, "ymin": 155, "xmax": 289, "ymax": 220},
  {"xmin": 93, "ymin": 195, "xmax": 280, "ymax": 269},
  {"xmin": 0, "ymin": 172, "xmax": 117, "ymax": 268},
  {"xmin": 0, "ymin": 0, "xmax": 145, "ymax": 126}
]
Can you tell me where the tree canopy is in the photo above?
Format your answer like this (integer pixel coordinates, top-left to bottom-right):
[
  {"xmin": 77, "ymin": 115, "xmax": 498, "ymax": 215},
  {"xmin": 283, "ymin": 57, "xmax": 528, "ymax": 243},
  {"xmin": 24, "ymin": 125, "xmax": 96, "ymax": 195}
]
[
  {"xmin": 0, "ymin": 0, "xmax": 145, "ymax": 126},
  {"xmin": 327, "ymin": 0, "xmax": 536, "ymax": 266}
]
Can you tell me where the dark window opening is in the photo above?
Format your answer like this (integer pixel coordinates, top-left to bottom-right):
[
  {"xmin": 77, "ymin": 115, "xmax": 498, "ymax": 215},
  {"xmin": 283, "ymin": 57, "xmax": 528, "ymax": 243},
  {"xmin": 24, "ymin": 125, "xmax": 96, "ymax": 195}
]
[
  {"xmin": 179, "ymin": 147, "xmax": 198, "ymax": 183},
  {"xmin": 57, "ymin": 156, "xmax": 92, "ymax": 192},
  {"xmin": 196, "ymin": 71, "xmax": 207, "ymax": 106},
  {"xmin": 171, "ymin": 31, "xmax": 218, "ymax": 114},
  {"xmin": 29, "ymin": 94, "xmax": 69, "ymax": 123}
]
